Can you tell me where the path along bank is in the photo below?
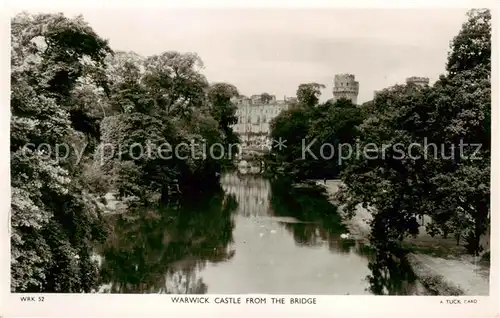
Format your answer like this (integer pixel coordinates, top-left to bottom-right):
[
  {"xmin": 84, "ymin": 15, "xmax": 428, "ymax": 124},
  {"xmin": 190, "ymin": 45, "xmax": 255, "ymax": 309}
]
[{"xmin": 316, "ymin": 180, "xmax": 490, "ymax": 296}]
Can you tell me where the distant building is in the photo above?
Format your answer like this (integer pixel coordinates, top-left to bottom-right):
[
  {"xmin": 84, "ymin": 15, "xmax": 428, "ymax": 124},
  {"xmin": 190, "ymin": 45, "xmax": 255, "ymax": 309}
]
[
  {"xmin": 332, "ymin": 74, "xmax": 359, "ymax": 104},
  {"xmin": 231, "ymin": 94, "xmax": 292, "ymax": 150},
  {"xmin": 372, "ymin": 76, "xmax": 430, "ymax": 98},
  {"xmin": 406, "ymin": 76, "xmax": 429, "ymax": 86}
]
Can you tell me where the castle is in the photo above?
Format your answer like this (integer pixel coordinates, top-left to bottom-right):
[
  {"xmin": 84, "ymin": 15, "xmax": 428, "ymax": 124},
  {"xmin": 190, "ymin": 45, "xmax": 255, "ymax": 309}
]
[
  {"xmin": 332, "ymin": 74, "xmax": 359, "ymax": 104},
  {"xmin": 231, "ymin": 74, "xmax": 361, "ymax": 151},
  {"xmin": 231, "ymin": 94, "xmax": 294, "ymax": 150},
  {"xmin": 231, "ymin": 74, "xmax": 433, "ymax": 151}
]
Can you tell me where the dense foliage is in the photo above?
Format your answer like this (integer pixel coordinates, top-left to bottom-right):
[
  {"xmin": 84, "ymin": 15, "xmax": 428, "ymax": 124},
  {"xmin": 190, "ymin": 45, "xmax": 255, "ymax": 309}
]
[
  {"xmin": 10, "ymin": 9, "xmax": 491, "ymax": 294},
  {"xmin": 268, "ymin": 9, "xmax": 490, "ymax": 257},
  {"xmin": 98, "ymin": 189, "xmax": 237, "ymax": 293},
  {"xmin": 338, "ymin": 9, "xmax": 491, "ymax": 255},
  {"xmin": 99, "ymin": 51, "xmax": 241, "ymax": 199},
  {"xmin": 268, "ymin": 91, "xmax": 364, "ymax": 180},
  {"xmin": 11, "ymin": 12, "xmax": 111, "ymax": 292},
  {"xmin": 11, "ymin": 12, "xmax": 241, "ymax": 292}
]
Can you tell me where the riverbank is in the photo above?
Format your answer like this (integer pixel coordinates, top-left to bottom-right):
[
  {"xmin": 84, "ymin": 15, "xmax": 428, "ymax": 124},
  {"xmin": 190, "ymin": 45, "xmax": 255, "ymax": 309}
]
[{"xmin": 315, "ymin": 179, "xmax": 490, "ymax": 296}]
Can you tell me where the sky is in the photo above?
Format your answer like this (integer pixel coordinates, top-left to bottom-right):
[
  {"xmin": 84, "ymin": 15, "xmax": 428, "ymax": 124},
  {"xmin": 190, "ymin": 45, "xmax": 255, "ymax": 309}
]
[{"xmin": 23, "ymin": 8, "xmax": 470, "ymax": 103}]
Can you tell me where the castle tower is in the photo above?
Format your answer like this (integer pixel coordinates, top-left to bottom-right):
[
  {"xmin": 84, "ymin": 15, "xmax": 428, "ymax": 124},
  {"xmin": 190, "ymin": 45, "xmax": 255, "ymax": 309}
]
[
  {"xmin": 406, "ymin": 76, "xmax": 429, "ymax": 86},
  {"xmin": 333, "ymin": 74, "xmax": 359, "ymax": 104}
]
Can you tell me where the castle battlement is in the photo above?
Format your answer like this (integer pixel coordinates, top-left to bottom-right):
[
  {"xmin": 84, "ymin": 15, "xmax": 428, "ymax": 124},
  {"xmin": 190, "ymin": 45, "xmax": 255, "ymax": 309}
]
[
  {"xmin": 333, "ymin": 73, "xmax": 359, "ymax": 104},
  {"xmin": 406, "ymin": 76, "xmax": 430, "ymax": 86}
]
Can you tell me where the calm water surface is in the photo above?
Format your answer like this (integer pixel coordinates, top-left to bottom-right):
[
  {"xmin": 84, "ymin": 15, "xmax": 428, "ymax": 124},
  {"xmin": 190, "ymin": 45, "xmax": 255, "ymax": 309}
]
[{"xmin": 96, "ymin": 173, "xmax": 422, "ymax": 295}]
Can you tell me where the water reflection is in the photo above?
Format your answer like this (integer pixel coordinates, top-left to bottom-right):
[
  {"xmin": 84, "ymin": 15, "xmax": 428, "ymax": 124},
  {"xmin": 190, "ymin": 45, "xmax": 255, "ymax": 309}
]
[
  {"xmin": 365, "ymin": 246, "xmax": 426, "ymax": 295},
  {"xmin": 97, "ymin": 188, "xmax": 237, "ymax": 293},
  {"xmin": 268, "ymin": 178, "xmax": 358, "ymax": 254},
  {"xmin": 97, "ymin": 173, "xmax": 424, "ymax": 295},
  {"xmin": 221, "ymin": 173, "xmax": 270, "ymax": 217},
  {"xmin": 214, "ymin": 173, "xmax": 374, "ymax": 294}
]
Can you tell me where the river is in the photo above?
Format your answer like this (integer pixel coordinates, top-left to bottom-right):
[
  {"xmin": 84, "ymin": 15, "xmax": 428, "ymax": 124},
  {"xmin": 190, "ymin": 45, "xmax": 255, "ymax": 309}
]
[{"xmin": 96, "ymin": 172, "xmax": 424, "ymax": 295}]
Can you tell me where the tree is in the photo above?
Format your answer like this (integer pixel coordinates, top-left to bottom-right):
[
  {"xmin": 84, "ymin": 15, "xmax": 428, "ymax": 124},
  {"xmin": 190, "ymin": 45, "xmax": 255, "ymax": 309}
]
[
  {"xmin": 207, "ymin": 83, "xmax": 240, "ymax": 170},
  {"xmin": 339, "ymin": 9, "xmax": 490, "ymax": 255},
  {"xmin": 269, "ymin": 106, "xmax": 311, "ymax": 179},
  {"xmin": 260, "ymin": 92, "xmax": 273, "ymax": 104},
  {"xmin": 105, "ymin": 51, "xmax": 151, "ymax": 115},
  {"xmin": 11, "ymin": 12, "xmax": 110, "ymax": 292},
  {"xmin": 307, "ymin": 99, "xmax": 364, "ymax": 179},
  {"xmin": 99, "ymin": 51, "xmax": 241, "ymax": 200},
  {"xmin": 11, "ymin": 11, "xmax": 244, "ymax": 292},
  {"xmin": 447, "ymin": 9, "xmax": 491, "ymax": 77},
  {"xmin": 268, "ymin": 87, "xmax": 363, "ymax": 180},
  {"xmin": 142, "ymin": 51, "xmax": 209, "ymax": 117},
  {"xmin": 296, "ymin": 83, "xmax": 325, "ymax": 107},
  {"xmin": 339, "ymin": 84, "xmax": 436, "ymax": 244},
  {"xmin": 208, "ymin": 83, "xmax": 240, "ymax": 143}
]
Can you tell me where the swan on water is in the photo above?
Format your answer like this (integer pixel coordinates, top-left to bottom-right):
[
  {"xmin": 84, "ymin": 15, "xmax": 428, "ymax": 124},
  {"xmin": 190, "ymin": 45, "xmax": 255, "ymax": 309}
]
[{"xmin": 340, "ymin": 233, "xmax": 351, "ymax": 239}]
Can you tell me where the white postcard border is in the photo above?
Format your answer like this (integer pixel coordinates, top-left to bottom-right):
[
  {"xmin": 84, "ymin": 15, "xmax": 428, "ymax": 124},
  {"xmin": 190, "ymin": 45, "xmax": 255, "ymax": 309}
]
[{"xmin": 1, "ymin": 0, "xmax": 499, "ymax": 317}]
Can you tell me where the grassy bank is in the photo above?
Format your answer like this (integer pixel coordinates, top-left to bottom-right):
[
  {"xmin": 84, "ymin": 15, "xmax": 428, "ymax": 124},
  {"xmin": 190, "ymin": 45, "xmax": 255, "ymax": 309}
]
[{"xmin": 315, "ymin": 179, "xmax": 490, "ymax": 296}]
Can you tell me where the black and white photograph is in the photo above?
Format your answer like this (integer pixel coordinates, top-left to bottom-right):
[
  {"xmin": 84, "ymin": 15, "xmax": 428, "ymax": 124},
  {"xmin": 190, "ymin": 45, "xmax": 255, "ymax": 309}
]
[{"xmin": 3, "ymin": 1, "xmax": 498, "ymax": 317}]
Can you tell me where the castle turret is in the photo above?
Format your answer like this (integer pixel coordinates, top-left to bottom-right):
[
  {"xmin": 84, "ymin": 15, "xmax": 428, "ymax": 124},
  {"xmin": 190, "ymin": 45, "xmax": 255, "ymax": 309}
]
[
  {"xmin": 333, "ymin": 74, "xmax": 359, "ymax": 104},
  {"xmin": 406, "ymin": 76, "xmax": 429, "ymax": 86}
]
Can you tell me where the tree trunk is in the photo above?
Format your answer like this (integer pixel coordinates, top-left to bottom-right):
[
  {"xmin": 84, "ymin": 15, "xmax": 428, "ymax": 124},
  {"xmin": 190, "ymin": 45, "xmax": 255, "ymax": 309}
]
[
  {"xmin": 472, "ymin": 201, "xmax": 489, "ymax": 255},
  {"xmin": 472, "ymin": 223, "xmax": 483, "ymax": 256},
  {"xmin": 160, "ymin": 184, "xmax": 168, "ymax": 203}
]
